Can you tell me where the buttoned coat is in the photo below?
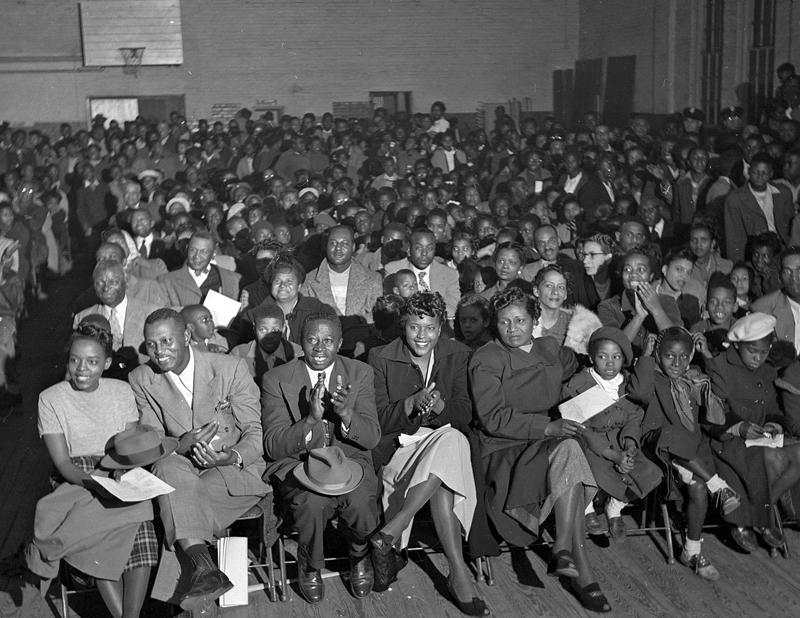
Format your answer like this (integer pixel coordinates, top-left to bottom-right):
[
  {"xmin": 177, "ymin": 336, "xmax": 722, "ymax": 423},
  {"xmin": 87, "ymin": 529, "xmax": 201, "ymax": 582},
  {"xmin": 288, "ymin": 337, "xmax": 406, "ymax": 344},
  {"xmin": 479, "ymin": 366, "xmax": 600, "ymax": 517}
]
[
  {"xmin": 129, "ymin": 352, "xmax": 267, "ymax": 496},
  {"xmin": 261, "ymin": 356, "xmax": 381, "ymax": 482}
]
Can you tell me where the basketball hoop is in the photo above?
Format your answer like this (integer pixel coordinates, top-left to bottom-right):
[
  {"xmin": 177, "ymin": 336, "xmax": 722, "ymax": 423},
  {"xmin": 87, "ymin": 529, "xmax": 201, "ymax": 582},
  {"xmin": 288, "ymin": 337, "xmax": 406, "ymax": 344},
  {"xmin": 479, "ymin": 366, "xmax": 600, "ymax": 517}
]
[{"xmin": 119, "ymin": 47, "xmax": 145, "ymax": 77}]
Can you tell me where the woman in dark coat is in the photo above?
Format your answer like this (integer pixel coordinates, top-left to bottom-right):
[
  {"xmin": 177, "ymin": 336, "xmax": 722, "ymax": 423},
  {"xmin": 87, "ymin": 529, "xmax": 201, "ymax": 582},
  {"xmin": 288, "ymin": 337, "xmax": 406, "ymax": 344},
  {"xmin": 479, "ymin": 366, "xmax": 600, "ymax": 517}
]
[
  {"xmin": 238, "ymin": 254, "xmax": 336, "ymax": 344},
  {"xmin": 469, "ymin": 288, "xmax": 609, "ymax": 613},
  {"xmin": 369, "ymin": 292, "xmax": 487, "ymax": 615}
]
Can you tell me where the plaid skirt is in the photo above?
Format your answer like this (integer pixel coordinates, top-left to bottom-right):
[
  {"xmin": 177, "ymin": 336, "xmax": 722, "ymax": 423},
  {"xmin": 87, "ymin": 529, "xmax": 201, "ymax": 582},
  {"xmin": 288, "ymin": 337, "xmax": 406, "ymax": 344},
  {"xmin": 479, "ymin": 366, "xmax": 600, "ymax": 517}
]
[{"xmin": 53, "ymin": 456, "xmax": 159, "ymax": 572}]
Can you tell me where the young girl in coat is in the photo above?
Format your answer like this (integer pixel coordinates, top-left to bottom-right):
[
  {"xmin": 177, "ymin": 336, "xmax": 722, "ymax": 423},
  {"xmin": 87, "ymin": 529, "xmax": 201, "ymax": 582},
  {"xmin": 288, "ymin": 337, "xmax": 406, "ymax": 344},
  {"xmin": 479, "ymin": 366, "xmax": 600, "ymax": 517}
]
[
  {"xmin": 562, "ymin": 327, "xmax": 662, "ymax": 539},
  {"xmin": 629, "ymin": 326, "xmax": 740, "ymax": 581}
]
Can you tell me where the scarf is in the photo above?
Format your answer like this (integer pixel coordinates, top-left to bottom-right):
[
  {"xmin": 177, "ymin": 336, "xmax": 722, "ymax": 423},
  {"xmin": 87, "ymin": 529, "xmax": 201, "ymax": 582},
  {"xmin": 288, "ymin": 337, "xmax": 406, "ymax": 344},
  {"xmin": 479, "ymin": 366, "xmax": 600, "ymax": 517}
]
[
  {"xmin": 656, "ymin": 364, "xmax": 726, "ymax": 430},
  {"xmin": 589, "ymin": 368, "xmax": 623, "ymax": 401}
]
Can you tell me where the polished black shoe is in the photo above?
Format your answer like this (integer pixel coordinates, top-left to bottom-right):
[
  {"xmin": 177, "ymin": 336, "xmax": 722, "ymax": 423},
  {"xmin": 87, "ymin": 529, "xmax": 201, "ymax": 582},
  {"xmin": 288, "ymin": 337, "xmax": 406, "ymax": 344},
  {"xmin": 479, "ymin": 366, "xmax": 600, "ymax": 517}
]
[
  {"xmin": 178, "ymin": 567, "xmax": 234, "ymax": 611},
  {"xmin": 349, "ymin": 554, "xmax": 374, "ymax": 598},
  {"xmin": 731, "ymin": 526, "xmax": 758, "ymax": 553},
  {"xmin": 297, "ymin": 566, "xmax": 324, "ymax": 604}
]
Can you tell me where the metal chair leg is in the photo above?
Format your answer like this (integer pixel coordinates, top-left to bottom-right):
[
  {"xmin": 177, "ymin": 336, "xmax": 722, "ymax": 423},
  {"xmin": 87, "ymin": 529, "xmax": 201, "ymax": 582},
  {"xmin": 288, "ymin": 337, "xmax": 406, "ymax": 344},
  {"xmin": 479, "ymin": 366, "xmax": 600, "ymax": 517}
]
[
  {"xmin": 277, "ymin": 535, "xmax": 289, "ymax": 602},
  {"xmin": 473, "ymin": 557, "xmax": 484, "ymax": 583},
  {"xmin": 773, "ymin": 505, "xmax": 790, "ymax": 559},
  {"xmin": 60, "ymin": 582, "xmax": 69, "ymax": 618},
  {"xmin": 661, "ymin": 502, "xmax": 675, "ymax": 564},
  {"xmin": 484, "ymin": 556, "xmax": 495, "ymax": 586}
]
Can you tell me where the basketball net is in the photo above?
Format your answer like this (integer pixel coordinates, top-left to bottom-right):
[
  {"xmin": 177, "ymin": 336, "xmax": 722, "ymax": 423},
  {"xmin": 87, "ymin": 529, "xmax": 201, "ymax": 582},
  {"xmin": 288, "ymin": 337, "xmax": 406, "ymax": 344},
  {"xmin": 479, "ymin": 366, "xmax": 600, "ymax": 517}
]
[{"xmin": 119, "ymin": 47, "xmax": 145, "ymax": 77}]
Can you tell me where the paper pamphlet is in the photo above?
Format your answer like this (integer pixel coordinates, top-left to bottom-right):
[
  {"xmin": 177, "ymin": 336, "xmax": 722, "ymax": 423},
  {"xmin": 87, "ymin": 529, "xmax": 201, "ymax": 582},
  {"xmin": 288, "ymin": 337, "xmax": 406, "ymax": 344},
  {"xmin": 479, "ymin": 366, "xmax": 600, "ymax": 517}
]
[
  {"xmin": 203, "ymin": 289, "xmax": 242, "ymax": 328},
  {"xmin": 398, "ymin": 424, "xmax": 451, "ymax": 447},
  {"xmin": 217, "ymin": 536, "xmax": 249, "ymax": 607},
  {"xmin": 90, "ymin": 467, "xmax": 175, "ymax": 502},
  {"xmin": 745, "ymin": 433, "xmax": 784, "ymax": 449},
  {"xmin": 558, "ymin": 385, "xmax": 618, "ymax": 423}
]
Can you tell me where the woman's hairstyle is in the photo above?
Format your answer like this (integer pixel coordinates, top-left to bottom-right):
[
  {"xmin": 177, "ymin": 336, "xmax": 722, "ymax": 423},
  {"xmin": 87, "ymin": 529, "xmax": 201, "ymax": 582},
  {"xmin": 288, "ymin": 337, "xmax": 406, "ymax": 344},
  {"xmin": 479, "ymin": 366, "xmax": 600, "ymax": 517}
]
[
  {"xmin": 68, "ymin": 319, "xmax": 114, "ymax": 359},
  {"xmin": 655, "ymin": 326, "xmax": 694, "ymax": 356},
  {"xmin": 663, "ymin": 245, "xmax": 697, "ymax": 267},
  {"xmin": 555, "ymin": 195, "xmax": 581, "ymax": 224},
  {"xmin": 750, "ymin": 231, "xmax": 783, "ymax": 258},
  {"xmin": 730, "ymin": 261, "xmax": 754, "ymax": 293},
  {"xmin": 455, "ymin": 293, "xmax": 491, "ymax": 323},
  {"xmin": 624, "ymin": 242, "xmax": 662, "ymax": 275},
  {"xmin": 582, "ymin": 232, "xmax": 616, "ymax": 255},
  {"xmin": 492, "ymin": 241, "xmax": 526, "ymax": 265},
  {"xmin": 689, "ymin": 219, "xmax": 719, "ymax": 244},
  {"xmin": 372, "ymin": 294, "xmax": 404, "ymax": 331},
  {"xmin": 533, "ymin": 263, "xmax": 573, "ymax": 303},
  {"xmin": 266, "ymin": 254, "xmax": 306, "ymax": 286},
  {"xmin": 490, "ymin": 286, "xmax": 540, "ymax": 327},
  {"xmin": 400, "ymin": 291, "xmax": 447, "ymax": 324}
]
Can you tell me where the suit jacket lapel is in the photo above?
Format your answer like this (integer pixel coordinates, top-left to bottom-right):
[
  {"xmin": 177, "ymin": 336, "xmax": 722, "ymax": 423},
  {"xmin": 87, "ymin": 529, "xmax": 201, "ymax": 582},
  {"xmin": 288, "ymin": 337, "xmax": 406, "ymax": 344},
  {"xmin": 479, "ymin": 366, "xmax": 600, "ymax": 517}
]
[
  {"xmin": 151, "ymin": 372, "xmax": 194, "ymax": 433},
  {"xmin": 280, "ymin": 360, "xmax": 312, "ymax": 422},
  {"xmin": 123, "ymin": 298, "xmax": 141, "ymax": 345},
  {"xmin": 191, "ymin": 352, "xmax": 217, "ymax": 425},
  {"xmin": 345, "ymin": 264, "xmax": 363, "ymax": 316},
  {"xmin": 178, "ymin": 266, "xmax": 201, "ymax": 295}
]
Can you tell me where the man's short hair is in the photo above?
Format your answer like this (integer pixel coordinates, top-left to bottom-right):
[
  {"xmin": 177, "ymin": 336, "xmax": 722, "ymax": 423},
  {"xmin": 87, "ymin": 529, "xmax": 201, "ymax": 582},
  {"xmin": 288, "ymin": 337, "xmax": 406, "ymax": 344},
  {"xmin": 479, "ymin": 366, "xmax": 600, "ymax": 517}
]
[
  {"xmin": 145, "ymin": 307, "xmax": 186, "ymax": 331},
  {"xmin": 300, "ymin": 312, "xmax": 341, "ymax": 340},
  {"xmin": 190, "ymin": 229, "xmax": 217, "ymax": 245},
  {"xmin": 250, "ymin": 303, "xmax": 285, "ymax": 324},
  {"xmin": 92, "ymin": 258, "xmax": 124, "ymax": 280},
  {"xmin": 664, "ymin": 245, "xmax": 697, "ymax": 266},
  {"xmin": 750, "ymin": 152, "xmax": 774, "ymax": 168}
]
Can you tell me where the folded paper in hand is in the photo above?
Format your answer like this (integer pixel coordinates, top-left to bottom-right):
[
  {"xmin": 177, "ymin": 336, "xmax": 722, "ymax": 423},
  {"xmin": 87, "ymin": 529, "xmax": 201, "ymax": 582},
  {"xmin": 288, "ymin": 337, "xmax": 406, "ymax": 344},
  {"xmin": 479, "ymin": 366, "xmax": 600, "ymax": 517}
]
[
  {"xmin": 91, "ymin": 467, "xmax": 175, "ymax": 502},
  {"xmin": 745, "ymin": 433, "xmax": 784, "ymax": 449},
  {"xmin": 558, "ymin": 386, "xmax": 618, "ymax": 423},
  {"xmin": 398, "ymin": 424, "xmax": 450, "ymax": 447},
  {"xmin": 203, "ymin": 289, "xmax": 242, "ymax": 328}
]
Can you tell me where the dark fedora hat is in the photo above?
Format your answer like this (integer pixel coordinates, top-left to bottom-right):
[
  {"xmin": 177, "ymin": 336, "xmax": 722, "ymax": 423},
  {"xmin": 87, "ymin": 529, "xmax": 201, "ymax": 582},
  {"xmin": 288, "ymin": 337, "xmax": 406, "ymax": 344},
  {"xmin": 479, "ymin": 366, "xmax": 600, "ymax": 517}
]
[
  {"xmin": 293, "ymin": 446, "xmax": 363, "ymax": 496},
  {"xmin": 101, "ymin": 424, "xmax": 178, "ymax": 470}
]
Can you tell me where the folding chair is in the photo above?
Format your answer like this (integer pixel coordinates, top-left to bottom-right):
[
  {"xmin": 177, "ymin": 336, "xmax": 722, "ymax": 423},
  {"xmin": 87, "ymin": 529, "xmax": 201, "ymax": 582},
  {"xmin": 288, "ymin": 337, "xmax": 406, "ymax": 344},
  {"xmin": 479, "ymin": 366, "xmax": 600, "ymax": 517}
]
[{"xmin": 223, "ymin": 491, "xmax": 282, "ymax": 601}]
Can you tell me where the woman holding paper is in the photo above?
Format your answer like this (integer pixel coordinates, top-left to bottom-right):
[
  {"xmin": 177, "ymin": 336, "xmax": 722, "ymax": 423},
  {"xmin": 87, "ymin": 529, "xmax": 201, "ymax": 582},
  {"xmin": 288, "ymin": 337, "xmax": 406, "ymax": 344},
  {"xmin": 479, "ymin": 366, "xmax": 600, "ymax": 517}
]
[
  {"xmin": 26, "ymin": 323, "xmax": 159, "ymax": 618},
  {"xmin": 368, "ymin": 292, "xmax": 486, "ymax": 615},
  {"xmin": 469, "ymin": 287, "xmax": 609, "ymax": 613}
]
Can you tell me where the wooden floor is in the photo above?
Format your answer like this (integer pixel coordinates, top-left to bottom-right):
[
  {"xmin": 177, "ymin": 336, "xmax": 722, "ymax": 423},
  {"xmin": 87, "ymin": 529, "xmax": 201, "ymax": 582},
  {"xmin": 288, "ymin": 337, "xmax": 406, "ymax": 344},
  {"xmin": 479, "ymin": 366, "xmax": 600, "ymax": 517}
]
[{"xmin": 2, "ymin": 261, "xmax": 800, "ymax": 617}]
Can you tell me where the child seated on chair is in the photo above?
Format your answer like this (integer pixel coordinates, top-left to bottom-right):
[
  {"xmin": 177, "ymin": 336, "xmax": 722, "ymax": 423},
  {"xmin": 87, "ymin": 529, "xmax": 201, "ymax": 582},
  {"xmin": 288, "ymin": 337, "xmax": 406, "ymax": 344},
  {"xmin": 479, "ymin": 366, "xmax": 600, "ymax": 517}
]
[
  {"xmin": 181, "ymin": 305, "xmax": 229, "ymax": 353},
  {"xmin": 562, "ymin": 326, "xmax": 662, "ymax": 539},
  {"xmin": 690, "ymin": 274, "xmax": 737, "ymax": 360},
  {"xmin": 629, "ymin": 326, "xmax": 740, "ymax": 581}
]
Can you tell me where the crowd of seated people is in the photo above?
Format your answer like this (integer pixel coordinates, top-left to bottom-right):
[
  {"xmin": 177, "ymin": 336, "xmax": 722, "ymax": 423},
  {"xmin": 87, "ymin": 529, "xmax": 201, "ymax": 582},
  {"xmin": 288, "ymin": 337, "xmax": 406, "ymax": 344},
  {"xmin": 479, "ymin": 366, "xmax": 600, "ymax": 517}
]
[{"xmin": 12, "ymin": 84, "xmax": 800, "ymax": 616}]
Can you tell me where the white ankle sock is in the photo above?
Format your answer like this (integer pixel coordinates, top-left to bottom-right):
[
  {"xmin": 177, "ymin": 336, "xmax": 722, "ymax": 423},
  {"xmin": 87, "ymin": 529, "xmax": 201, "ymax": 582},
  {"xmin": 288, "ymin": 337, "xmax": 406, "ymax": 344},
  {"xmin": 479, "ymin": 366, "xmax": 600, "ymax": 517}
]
[
  {"xmin": 705, "ymin": 474, "xmax": 728, "ymax": 494},
  {"xmin": 605, "ymin": 498, "xmax": 627, "ymax": 519},
  {"xmin": 684, "ymin": 538, "xmax": 702, "ymax": 557}
]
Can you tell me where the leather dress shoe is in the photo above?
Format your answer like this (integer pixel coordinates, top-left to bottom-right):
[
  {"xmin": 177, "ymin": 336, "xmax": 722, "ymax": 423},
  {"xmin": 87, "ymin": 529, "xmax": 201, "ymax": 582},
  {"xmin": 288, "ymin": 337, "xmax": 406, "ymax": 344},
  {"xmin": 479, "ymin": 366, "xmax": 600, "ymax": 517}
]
[
  {"xmin": 349, "ymin": 554, "xmax": 374, "ymax": 598},
  {"xmin": 298, "ymin": 567, "xmax": 325, "ymax": 604},
  {"xmin": 179, "ymin": 568, "xmax": 233, "ymax": 611},
  {"xmin": 731, "ymin": 526, "xmax": 758, "ymax": 553}
]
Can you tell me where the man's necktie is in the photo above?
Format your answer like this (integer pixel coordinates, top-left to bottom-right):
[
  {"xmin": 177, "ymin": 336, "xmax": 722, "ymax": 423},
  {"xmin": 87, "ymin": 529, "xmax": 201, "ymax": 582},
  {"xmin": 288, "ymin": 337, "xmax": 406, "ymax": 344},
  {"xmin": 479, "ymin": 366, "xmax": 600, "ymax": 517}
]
[
  {"xmin": 418, "ymin": 271, "xmax": 430, "ymax": 292},
  {"xmin": 109, "ymin": 307, "xmax": 123, "ymax": 350},
  {"xmin": 138, "ymin": 240, "xmax": 147, "ymax": 258},
  {"xmin": 318, "ymin": 373, "xmax": 331, "ymax": 446}
]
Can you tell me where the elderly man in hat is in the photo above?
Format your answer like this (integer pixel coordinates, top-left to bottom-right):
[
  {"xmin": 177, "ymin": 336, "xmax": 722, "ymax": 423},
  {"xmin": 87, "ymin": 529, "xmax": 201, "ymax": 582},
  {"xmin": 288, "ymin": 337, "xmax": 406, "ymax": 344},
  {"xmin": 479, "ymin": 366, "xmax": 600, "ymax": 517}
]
[
  {"xmin": 159, "ymin": 230, "xmax": 241, "ymax": 307},
  {"xmin": 262, "ymin": 313, "xmax": 380, "ymax": 603},
  {"xmin": 129, "ymin": 308, "xmax": 269, "ymax": 609},
  {"xmin": 682, "ymin": 107, "xmax": 705, "ymax": 135}
]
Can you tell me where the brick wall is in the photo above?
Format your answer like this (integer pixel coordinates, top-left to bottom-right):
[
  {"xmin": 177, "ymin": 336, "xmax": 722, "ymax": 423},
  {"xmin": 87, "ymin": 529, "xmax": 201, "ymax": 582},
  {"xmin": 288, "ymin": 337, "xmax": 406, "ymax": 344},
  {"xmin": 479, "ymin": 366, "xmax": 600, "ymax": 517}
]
[{"xmin": 0, "ymin": 0, "xmax": 578, "ymax": 125}]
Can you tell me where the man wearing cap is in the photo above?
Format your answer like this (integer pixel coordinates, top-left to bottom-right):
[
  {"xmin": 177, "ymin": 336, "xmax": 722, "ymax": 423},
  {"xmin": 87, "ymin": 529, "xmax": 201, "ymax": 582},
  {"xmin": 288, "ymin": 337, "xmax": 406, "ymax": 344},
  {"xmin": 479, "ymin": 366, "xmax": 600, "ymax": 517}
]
[
  {"xmin": 130, "ymin": 308, "xmax": 268, "ymax": 609},
  {"xmin": 262, "ymin": 314, "xmax": 380, "ymax": 603},
  {"xmin": 724, "ymin": 152, "xmax": 794, "ymax": 262},
  {"xmin": 301, "ymin": 225, "xmax": 382, "ymax": 349},
  {"xmin": 682, "ymin": 107, "xmax": 705, "ymax": 135},
  {"xmin": 720, "ymin": 106, "xmax": 745, "ymax": 136},
  {"xmin": 159, "ymin": 230, "xmax": 241, "ymax": 307}
]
